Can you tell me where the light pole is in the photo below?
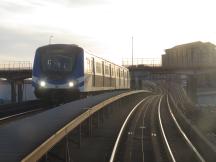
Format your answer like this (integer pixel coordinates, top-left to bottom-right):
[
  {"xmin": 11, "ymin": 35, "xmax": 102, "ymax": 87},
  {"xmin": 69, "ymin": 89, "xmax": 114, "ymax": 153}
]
[
  {"xmin": 132, "ymin": 36, "xmax": 134, "ymax": 66},
  {"xmin": 49, "ymin": 35, "xmax": 54, "ymax": 44}
]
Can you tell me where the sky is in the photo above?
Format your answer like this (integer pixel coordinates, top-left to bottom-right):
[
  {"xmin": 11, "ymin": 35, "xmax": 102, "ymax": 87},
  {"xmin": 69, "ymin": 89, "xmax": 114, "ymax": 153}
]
[{"xmin": 0, "ymin": 0, "xmax": 216, "ymax": 64}]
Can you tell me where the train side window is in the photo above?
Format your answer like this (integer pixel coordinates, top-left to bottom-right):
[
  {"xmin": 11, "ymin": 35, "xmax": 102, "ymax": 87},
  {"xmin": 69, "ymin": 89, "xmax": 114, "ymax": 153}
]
[
  {"xmin": 102, "ymin": 61, "xmax": 105, "ymax": 75},
  {"xmin": 105, "ymin": 64, "xmax": 110, "ymax": 76},
  {"xmin": 91, "ymin": 58, "xmax": 94, "ymax": 73},
  {"xmin": 115, "ymin": 68, "xmax": 117, "ymax": 77},
  {"xmin": 124, "ymin": 71, "xmax": 127, "ymax": 78},
  {"xmin": 121, "ymin": 70, "xmax": 123, "ymax": 78},
  {"xmin": 117, "ymin": 68, "xmax": 120, "ymax": 78},
  {"xmin": 108, "ymin": 64, "xmax": 111, "ymax": 76},
  {"xmin": 96, "ymin": 62, "xmax": 102, "ymax": 74},
  {"xmin": 86, "ymin": 58, "xmax": 91, "ymax": 73},
  {"xmin": 111, "ymin": 66, "xmax": 115, "ymax": 77}
]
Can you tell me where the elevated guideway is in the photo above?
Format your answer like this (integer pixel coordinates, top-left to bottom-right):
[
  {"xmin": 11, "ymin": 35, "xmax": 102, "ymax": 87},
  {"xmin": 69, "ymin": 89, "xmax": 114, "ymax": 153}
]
[{"xmin": 0, "ymin": 90, "xmax": 148, "ymax": 162}]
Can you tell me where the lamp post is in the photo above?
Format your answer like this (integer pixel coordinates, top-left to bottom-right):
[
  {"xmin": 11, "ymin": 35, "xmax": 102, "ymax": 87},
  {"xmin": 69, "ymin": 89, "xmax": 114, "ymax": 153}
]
[{"xmin": 132, "ymin": 36, "xmax": 134, "ymax": 66}]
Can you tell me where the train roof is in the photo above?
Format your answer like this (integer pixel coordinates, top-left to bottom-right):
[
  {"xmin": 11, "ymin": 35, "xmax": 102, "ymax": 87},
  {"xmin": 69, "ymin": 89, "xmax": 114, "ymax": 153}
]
[
  {"xmin": 84, "ymin": 50, "xmax": 128, "ymax": 70},
  {"xmin": 36, "ymin": 44, "xmax": 82, "ymax": 51}
]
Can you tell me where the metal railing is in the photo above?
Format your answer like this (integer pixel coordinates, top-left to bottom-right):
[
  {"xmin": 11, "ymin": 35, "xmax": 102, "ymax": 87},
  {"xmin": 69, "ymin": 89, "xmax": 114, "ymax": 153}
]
[
  {"xmin": 0, "ymin": 61, "xmax": 32, "ymax": 71},
  {"xmin": 122, "ymin": 58, "xmax": 161, "ymax": 67}
]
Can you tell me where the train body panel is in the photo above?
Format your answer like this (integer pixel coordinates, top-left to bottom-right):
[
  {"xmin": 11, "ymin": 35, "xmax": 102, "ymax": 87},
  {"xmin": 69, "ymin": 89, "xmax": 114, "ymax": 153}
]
[{"xmin": 32, "ymin": 44, "xmax": 130, "ymax": 100}]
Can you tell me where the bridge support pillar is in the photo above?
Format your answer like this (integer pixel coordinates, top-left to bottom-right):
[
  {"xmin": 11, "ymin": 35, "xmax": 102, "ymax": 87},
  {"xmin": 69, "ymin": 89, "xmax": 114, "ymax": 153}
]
[
  {"xmin": 10, "ymin": 81, "xmax": 16, "ymax": 103},
  {"xmin": 17, "ymin": 81, "xmax": 23, "ymax": 103},
  {"xmin": 10, "ymin": 80, "xmax": 24, "ymax": 103}
]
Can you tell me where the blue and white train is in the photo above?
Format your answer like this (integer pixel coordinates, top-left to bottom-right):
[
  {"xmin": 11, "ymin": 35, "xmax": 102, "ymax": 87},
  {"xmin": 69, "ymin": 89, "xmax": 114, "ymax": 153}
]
[{"xmin": 32, "ymin": 44, "xmax": 130, "ymax": 100}]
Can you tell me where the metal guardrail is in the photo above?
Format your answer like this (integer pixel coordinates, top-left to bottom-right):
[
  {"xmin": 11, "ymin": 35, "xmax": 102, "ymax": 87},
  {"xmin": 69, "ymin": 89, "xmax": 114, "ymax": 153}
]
[
  {"xmin": 21, "ymin": 90, "xmax": 146, "ymax": 162},
  {"xmin": 0, "ymin": 61, "xmax": 32, "ymax": 71}
]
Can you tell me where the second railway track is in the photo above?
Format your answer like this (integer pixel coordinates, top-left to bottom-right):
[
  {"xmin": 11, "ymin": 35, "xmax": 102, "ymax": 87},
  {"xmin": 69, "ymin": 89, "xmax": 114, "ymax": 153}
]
[
  {"xmin": 110, "ymin": 94, "xmax": 163, "ymax": 162},
  {"xmin": 110, "ymin": 92, "xmax": 213, "ymax": 162},
  {"xmin": 0, "ymin": 100, "xmax": 57, "ymax": 124},
  {"xmin": 158, "ymin": 95, "xmax": 205, "ymax": 162}
]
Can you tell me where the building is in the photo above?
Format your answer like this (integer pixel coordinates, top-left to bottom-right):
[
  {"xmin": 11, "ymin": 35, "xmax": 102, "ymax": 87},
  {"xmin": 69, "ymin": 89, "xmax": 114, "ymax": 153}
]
[{"xmin": 162, "ymin": 41, "xmax": 216, "ymax": 68}]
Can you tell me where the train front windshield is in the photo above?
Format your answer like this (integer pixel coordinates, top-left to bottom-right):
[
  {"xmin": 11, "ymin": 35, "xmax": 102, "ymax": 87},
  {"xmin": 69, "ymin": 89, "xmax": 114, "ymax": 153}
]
[{"xmin": 41, "ymin": 52, "xmax": 75, "ymax": 73}]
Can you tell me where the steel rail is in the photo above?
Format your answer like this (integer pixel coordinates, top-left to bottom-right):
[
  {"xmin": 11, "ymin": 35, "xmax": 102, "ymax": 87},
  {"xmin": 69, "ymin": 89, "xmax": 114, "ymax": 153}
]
[
  {"xmin": 141, "ymin": 95, "xmax": 160, "ymax": 162},
  {"xmin": 0, "ymin": 100, "xmax": 53, "ymax": 123},
  {"xmin": 22, "ymin": 90, "xmax": 146, "ymax": 162},
  {"xmin": 169, "ymin": 93, "xmax": 216, "ymax": 161},
  {"xmin": 0, "ymin": 100, "xmax": 47, "ymax": 117},
  {"xmin": 0, "ymin": 108, "xmax": 43, "ymax": 122},
  {"xmin": 150, "ymin": 95, "xmax": 165, "ymax": 162},
  {"xmin": 109, "ymin": 95, "xmax": 152, "ymax": 162},
  {"xmin": 166, "ymin": 96, "xmax": 206, "ymax": 162},
  {"xmin": 158, "ymin": 95, "xmax": 176, "ymax": 162}
]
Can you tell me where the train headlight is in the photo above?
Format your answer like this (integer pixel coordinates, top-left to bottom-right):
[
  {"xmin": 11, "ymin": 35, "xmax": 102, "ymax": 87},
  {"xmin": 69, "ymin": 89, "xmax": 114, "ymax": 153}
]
[
  {"xmin": 40, "ymin": 81, "xmax": 46, "ymax": 87},
  {"xmin": 69, "ymin": 81, "xmax": 74, "ymax": 87}
]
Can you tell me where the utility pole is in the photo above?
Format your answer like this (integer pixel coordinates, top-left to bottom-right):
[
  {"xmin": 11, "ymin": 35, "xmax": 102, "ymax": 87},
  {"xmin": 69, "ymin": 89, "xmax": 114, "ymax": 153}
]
[{"xmin": 49, "ymin": 35, "xmax": 54, "ymax": 44}]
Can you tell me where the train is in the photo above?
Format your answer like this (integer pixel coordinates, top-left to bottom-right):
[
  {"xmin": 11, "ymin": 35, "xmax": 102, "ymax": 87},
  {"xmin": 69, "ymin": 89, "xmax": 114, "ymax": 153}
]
[{"xmin": 32, "ymin": 44, "xmax": 130, "ymax": 101}]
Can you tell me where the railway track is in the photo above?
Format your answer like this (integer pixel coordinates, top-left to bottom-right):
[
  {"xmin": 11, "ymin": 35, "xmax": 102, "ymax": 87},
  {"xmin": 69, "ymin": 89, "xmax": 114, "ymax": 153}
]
[
  {"xmin": 109, "ymin": 94, "xmax": 162, "ymax": 162},
  {"xmin": 158, "ymin": 95, "xmax": 205, "ymax": 162},
  {"xmin": 0, "ymin": 100, "xmax": 56, "ymax": 124},
  {"xmin": 109, "ymin": 92, "xmax": 213, "ymax": 162}
]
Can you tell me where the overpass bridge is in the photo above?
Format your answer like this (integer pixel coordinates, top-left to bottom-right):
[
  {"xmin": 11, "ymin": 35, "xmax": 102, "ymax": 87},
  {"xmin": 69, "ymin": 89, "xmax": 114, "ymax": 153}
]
[
  {"xmin": 0, "ymin": 61, "xmax": 32, "ymax": 103},
  {"xmin": 123, "ymin": 58, "xmax": 216, "ymax": 103}
]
